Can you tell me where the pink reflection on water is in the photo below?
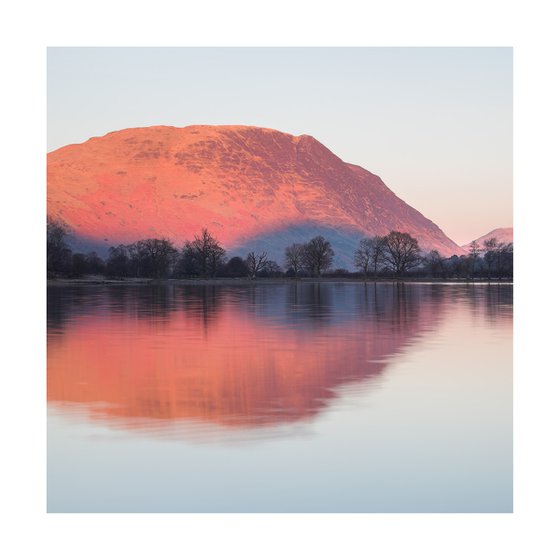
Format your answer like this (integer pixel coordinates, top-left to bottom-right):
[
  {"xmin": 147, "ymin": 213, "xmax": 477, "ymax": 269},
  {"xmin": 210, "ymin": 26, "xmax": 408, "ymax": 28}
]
[{"xmin": 48, "ymin": 291, "xmax": 442, "ymax": 437}]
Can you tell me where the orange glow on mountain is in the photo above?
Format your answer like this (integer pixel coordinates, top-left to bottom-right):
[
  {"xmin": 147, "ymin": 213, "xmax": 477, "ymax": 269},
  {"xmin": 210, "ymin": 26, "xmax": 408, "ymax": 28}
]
[{"xmin": 47, "ymin": 125, "xmax": 464, "ymax": 259}]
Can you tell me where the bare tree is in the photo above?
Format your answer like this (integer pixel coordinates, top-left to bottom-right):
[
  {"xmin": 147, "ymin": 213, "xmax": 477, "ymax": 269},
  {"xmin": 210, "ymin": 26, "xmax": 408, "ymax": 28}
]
[
  {"xmin": 191, "ymin": 228, "xmax": 226, "ymax": 278},
  {"xmin": 284, "ymin": 243, "xmax": 305, "ymax": 278},
  {"xmin": 354, "ymin": 236, "xmax": 386, "ymax": 279},
  {"xmin": 134, "ymin": 238, "xmax": 179, "ymax": 278},
  {"xmin": 246, "ymin": 251, "xmax": 269, "ymax": 279},
  {"xmin": 303, "ymin": 236, "xmax": 334, "ymax": 277},
  {"xmin": 382, "ymin": 231, "xmax": 421, "ymax": 277}
]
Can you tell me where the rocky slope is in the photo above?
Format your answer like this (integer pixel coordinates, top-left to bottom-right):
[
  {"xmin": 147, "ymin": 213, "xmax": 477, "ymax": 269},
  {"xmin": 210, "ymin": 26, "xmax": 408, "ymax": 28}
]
[{"xmin": 47, "ymin": 125, "xmax": 464, "ymax": 266}]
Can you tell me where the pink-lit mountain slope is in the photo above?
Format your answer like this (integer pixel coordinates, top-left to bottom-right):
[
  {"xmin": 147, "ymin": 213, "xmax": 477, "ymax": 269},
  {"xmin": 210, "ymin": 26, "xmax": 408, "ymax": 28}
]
[
  {"xmin": 47, "ymin": 125, "xmax": 464, "ymax": 266},
  {"xmin": 461, "ymin": 227, "xmax": 513, "ymax": 250}
]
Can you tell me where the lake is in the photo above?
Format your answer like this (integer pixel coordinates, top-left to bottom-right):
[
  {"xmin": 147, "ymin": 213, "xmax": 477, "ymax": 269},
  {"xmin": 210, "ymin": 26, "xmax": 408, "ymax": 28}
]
[{"xmin": 47, "ymin": 282, "xmax": 512, "ymax": 512}]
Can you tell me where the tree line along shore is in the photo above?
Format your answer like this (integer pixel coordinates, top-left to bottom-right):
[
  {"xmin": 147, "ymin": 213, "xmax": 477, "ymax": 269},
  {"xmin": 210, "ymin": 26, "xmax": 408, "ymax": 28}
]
[{"xmin": 47, "ymin": 218, "xmax": 513, "ymax": 282}]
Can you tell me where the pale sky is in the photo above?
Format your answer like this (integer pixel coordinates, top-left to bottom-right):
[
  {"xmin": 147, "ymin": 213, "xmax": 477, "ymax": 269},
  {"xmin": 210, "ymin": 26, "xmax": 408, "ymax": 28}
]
[{"xmin": 47, "ymin": 47, "xmax": 512, "ymax": 246}]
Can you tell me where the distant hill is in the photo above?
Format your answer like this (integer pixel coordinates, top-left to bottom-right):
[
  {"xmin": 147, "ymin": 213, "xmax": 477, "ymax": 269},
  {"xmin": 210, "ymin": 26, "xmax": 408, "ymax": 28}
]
[
  {"xmin": 47, "ymin": 125, "xmax": 465, "ymax": 267},
  {"xmin": 462, "ymin": 227, "xmax": 513, "ymax": 250}
]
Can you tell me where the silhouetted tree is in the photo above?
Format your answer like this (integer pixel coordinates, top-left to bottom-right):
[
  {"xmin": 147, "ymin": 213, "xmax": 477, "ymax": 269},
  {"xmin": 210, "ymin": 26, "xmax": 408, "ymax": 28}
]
[
  {"xmin": 445, "ymin": 255, "xmax": 459, "ymax": 278},
  {"xmin": 126, "ymin": 242, "xmax": 143, "ymax": 277},
  {"xmin": 85, "ymin": 252, "xmax": 106, "ymax": 275},
  {"xmin": 220, "ymin": 256, "xmax": 250, "ymax": 278},
  {"xmin": 424, "ymin": 249, "xmax": 446, "ymax": 278},
  {"xmin": 191, "ymin": 228, "xmax": 226, "ymax": 277},
  {"xmin": 303, "ymin": 236, "xmax": 334, "ymax": 277},
  {"xmin": 175, "ymin": 242, "xmax": 198, "ymax": 277},
  {"xmin": 330, "ymin": 268, "xmax": 352, "ymax": 278},
  {"xmin": 284, "ymin": 243, "xmax": 305, "ymax": 278},
  {"xmin": 483, "ymin": 237, "xmax": 499, "ymax": 279},
  {"xmin": 260, "ymin": 260, "xmax": 283, "ymax": 278},
  {"xmin": 71, "ymin": 253, "xmax": 88, "ymax": 277},
  {"xmin": 468, "ymin": 241, "xmax": 482, "ymax": 279},
  {"xmin": 456, "ymin": 255, "xmax": 471, "ymax": 279},
  {"xmin": 494, "ymin": 242, "xmax": 513, "ymax": 280},
  {"xmin": 382, "ymin": 231, "xmax": 421, "ymax": 277},
  {"xmin": 106, "ymin": 245, "xmax": 130, "ymax": 277},
  {"xmin": 47, "ymin": 217, "xmax": 72, "ymax": 277},
  {"xmin": 354, "ymin": 236, "xmax": 386, "ymax": 279},
  {"xmin": 246, "ymin": 251, "xmax": 269, "ymax": 279},
  {"xmin": 134, "ymin": 238, "xmax": 178, "ymax": 278}
]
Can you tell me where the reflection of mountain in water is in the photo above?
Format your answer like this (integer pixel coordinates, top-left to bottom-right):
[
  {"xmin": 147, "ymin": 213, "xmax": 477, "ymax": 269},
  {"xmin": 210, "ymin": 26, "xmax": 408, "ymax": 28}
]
[{"xmin": 48, "ymin": 283, "xmax": 506, "ymax": 437}]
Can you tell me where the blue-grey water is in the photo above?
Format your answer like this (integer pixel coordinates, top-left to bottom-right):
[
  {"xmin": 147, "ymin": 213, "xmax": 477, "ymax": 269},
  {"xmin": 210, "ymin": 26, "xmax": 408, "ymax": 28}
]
[{"xmin": 47, "ymin": 282, "xmax": 512, "ymax": 512}]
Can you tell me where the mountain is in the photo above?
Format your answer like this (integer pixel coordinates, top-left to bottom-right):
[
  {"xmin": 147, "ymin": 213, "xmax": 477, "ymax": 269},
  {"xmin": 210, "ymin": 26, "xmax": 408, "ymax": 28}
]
[
  {"xmin": 461, "ymin": 227, "xmax": 513, "ymax": 250},
  {"xmin": 47, "ymin": 125, "xmax": 464, "ymax": 266}
]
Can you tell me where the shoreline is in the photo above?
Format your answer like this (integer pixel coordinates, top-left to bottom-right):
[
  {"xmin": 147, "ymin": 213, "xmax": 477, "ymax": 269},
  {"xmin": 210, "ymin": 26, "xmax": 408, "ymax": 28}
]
[{"xmin": 47, "ymin": 277, "xmax": 514, "ymax": 287}]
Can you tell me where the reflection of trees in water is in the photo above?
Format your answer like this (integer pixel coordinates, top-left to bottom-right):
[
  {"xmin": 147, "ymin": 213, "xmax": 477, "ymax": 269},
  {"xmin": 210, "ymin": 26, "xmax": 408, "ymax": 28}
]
[
  {"xmin": 47, "ymin": 287, "xmax": 109, "ymax": 333},
  {"xmin": 456, "ymin": 283, "xmax": 513, "ymax": 323},
  {"xmin": 229, "ymin": 283, "xmax": 334, "ymax": 326},
  {"xmin": 125, "ymin": 285, "xmax": 176, "ymax": 321},
  {"xmin": 482, "ymin": 284, "xmax": 513, "ymax": 322},
  {"xmin": 284, "ymin": 283, "xmax": 332, "ymax": 325},
  {"xmin": 48, "ymin": 283, "xmax": 443, "ymax": 436},
  {"xmin": 47, "ymin": 288, "xmax": 72, "ymax": 333},
  {"xmin": 48, "ymin": 285, "xmax": 227, "ymax": 334},
  {"xmin": 48, "ymin": 303, "xmax": 393, "ymax": 434},
  {"xmin": 353, "ymin": 283, "xmax": 448, "ymax": 356},
  {"xmin": 48, "ymin": 285, "xmax": 179, "ymax": 330},
  {"xmin": 356, "ymin": 283, "xmax": 427, "ymax": 326},
  {"xmin": 390, "ymin": 283, "xmax": 420, "ymax": 331},
  {"xmin": 243, "ymin": 284, "xmax": 260, "ymax": 313},
  {"xmin": 48, "ymin": 282, "xmax": 512, "ymax": 340},
  {"xmin": 356, "ymin": 282, "xmax": 512, "ymax": 328},
  {"xmin": 48, "ymin": 283, "xmax": 513, "ymax": 438},
  {"xmin": 47, "ymin": 282, "xmax": 444, "ymax": 344},
  {"xmin": 175, "ymin": 285, "xmax": 224, "ymax": 334},
  {"xmin": 360, "ymin": 282, "xmax": 386, "ymax": 318}
]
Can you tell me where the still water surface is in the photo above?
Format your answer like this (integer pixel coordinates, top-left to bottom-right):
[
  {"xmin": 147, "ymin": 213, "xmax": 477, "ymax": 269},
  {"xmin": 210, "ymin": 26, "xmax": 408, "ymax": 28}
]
[{"xmin": 47, "ymin": 282, "xmax": 512, "ymax": 512}]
